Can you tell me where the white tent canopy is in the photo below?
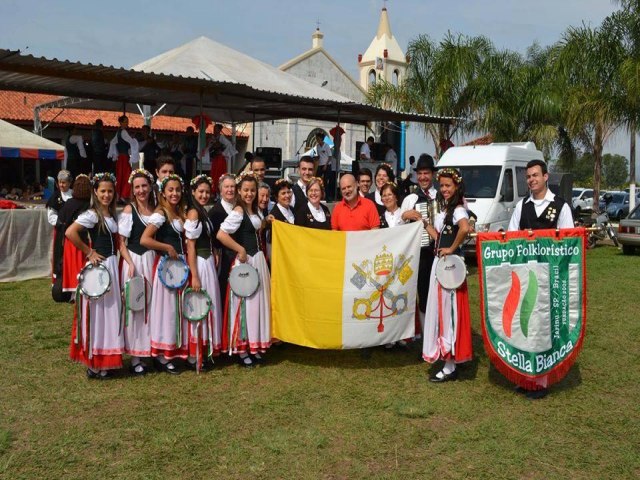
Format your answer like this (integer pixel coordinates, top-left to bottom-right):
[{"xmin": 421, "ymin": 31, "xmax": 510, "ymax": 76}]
[{"xmin": 0, "ymin": 119, "xmax": 63, "ymax": 158}]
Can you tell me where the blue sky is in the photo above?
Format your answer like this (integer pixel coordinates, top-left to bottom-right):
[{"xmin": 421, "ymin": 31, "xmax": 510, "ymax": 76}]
[{"xmin": 0, "ymin": 0, "xmax": 633, "ymax": 159}]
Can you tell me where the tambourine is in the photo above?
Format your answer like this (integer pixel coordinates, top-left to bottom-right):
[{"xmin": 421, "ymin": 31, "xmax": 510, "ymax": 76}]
[
  {"xmin": 229, "ymin": 263, "xmax": 260, "ymax": 298},
  {"xmin": 77, "ymin": 263, "xmax": 112, "ymax": 299},
  {"xmin": 123, "ymin": 275, "xmax": 148, "ymax": 312},
  {"xmin": 435, "ymin": 255, "xmax": 466, "ymax": 290},
  {"xmin": 182, "ymin": 288, "xmax": 212, "ymax": 322},
  {"xmin": 157, "ymin": 256, "xmax": 189, "ymax": 289}
]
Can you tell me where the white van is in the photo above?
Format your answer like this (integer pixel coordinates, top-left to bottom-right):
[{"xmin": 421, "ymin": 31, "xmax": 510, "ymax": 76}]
[{"xmin": 437, "ymin": 142, "xmax": 544, "ymax": 252}]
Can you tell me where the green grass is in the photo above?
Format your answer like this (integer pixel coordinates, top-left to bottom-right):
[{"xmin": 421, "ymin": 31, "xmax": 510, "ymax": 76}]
[{"xmin": 1, "ymin": 246, "xmax": 639, "ymax": 479}]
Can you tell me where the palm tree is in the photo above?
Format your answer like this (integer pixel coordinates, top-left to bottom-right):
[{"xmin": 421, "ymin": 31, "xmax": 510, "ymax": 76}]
[
  {"xmin": 608, "ymin": 1, "xmax": 640, "ymax": 208},
  {"xmin": 550, "ymin": 23, "xmax": 626, "ymax": 210}
]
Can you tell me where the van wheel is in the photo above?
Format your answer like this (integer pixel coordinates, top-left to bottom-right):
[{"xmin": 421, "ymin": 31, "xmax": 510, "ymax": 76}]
[{"xmin": 622, "ymin": 245, "xmax": 635, "ymax": 255}]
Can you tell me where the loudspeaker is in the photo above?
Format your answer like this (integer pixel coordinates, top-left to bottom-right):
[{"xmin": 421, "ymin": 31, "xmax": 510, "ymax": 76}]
[{"xmin": 255, "ymin": 147, "xmax": 282, "ymax": 170}]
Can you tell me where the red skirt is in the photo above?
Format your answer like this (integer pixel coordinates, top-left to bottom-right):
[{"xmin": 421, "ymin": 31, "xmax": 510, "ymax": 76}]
[
  {"xmin": 116, "ymin": 154, "xmax": 132, "ymax": 199},
  {"xmin": 62, "ymin": 241, "xmax": 86, "ymax": 292}
]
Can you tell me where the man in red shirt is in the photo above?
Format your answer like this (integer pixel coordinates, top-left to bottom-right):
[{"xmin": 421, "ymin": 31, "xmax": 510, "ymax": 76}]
[{"xmin": 331, "ymin": 174, "xmax": 380, "ymax": 231}]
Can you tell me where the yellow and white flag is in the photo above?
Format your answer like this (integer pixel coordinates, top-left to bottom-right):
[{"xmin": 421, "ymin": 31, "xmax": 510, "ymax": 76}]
[{"xmin": 271, "ymin": 221, "xmax": 421, "ymax": 349}]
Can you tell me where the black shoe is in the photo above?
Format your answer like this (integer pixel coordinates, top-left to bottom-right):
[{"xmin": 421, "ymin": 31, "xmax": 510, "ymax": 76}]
[
  {"xmin": 153, "ymin": 358, "xmax": 181, "ymax": 375},
  {"xmin": 86, "ymin": 368, "xmax": 100, "ymax": 380},
  {"xmin": 186, "ymin": 358, "xmax": 215, "ymax": 372},
  {"xmin": 525, "ymin": 388, "xmax": 548, "ymax": 400},
  {"xmin": 251, "ymin": 354, "xmax": 265, "ymax": 365},
  {"xmin": 429, "ymin": 369, "xmax": 458, "ymax": 383},
  {"xmin": 130, "ymin": 363, "xmax": 148, "ymax": 376},
  {"xmin": 237, "ymin": 355, "xmax": 254, "ymax": 368}
]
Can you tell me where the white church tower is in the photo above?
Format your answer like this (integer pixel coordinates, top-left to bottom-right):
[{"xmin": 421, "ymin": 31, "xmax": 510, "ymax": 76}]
[{"xmin": 358, "ymin": 6, "xmax": 408, "ymax": 91}]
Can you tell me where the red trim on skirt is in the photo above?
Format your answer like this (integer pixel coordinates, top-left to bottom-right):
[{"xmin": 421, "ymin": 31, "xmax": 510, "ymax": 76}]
[
  {"xmin": 62, "ymin": 241, "xmax": 85, "ymax": 292},
  {"xmin": 69, "ymin": 315, "xmax": 123, "ymax": 370}
]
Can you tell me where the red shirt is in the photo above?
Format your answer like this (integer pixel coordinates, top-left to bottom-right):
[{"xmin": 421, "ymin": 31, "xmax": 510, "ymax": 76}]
[{"xmin": 331, "ymin": 197, "xmax": 380, "ymax": 231}]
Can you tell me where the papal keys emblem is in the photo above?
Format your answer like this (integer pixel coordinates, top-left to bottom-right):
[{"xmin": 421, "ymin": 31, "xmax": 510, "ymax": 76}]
[{"xmin": 350, "ymin": 246, "xmax": 414, "ymax": 333}]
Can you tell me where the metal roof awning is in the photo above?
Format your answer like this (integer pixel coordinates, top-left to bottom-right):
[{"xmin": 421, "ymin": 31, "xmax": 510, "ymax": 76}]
[{"xmin": 0, "ymin": 47, "xmax": 455, "ymax": 126}]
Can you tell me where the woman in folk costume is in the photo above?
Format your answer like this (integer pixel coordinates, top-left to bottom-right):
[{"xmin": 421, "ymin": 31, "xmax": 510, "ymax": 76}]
[
  {"xmin": 422, "ymin": 168, "xmax": 472, "ymax": 382},
  {"xmin": 108, "ymin": 115, "xmax": 139, "ymax": 200},
  {"xmin": 59, "ymin": 175, "xmax": 92, "ymax": 295},
  {"xmin": 208, "ymin": 173, "xmax": 236, "ymax": 298},
  {"xmin": 294, "ymin": 177, "xmax": 332, "ymax": 230},
  {"xmin": 47, "ymin": 170, "xmax": 73, "ymax": 299},
  {"xmin": 216, "ymin": 171, "xmax": 271, "ymax": 367},
  {"xmin": 118, "ymin": 169, "xmax": 157, "ymax": 376},
  {"xmin": 184, "ymin": 174, "xmax": 223, "ymax": 371},
  {"xmin": 65, "ymin": 173, "xmax": 131, "ymax": 379},
  {"xmin": 140, "ymin": 174, "xmax": 188, "ymax": 374}
]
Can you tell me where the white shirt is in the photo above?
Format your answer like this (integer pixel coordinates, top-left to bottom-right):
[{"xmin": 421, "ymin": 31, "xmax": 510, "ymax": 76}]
[
  {"xmin": 220, "ymin": 210, "xmax": 261, "ymax": 233},
  {"xmin": 149, "ymin": 212, "xmax": 184, "ymax": 232},
  {"xmin": 384, "ymin": 208, "xmax": 406, "ymax": 228},
  {"xmin": 276, "ymin": 204, "xmax": 295, "ymax": 224},
  {"xmin": 107, "ymin": 128, "xmax": 140, "ymax": 166},
  {"xmin": 316, "ymin": 142, "xmax": 332, "ymax": 167},
  {"xmin": 400, "ymin": 186, "xmax": 438, "ymax": 214},
  {"xmin": 63, "ymin": 135, "xmax": 87, "ymax": 169},
  {"xmin": 203, "ymin": 134, "xmax": 238, "ymax": 167},
  {"xmin": 307, "ymin": 201, "xmax": 327, "ymax": 223},
  {"xmin": 433, "ymin": 206, "xmax": 469, "ymax": 232},
  {"xmin": 46, "ymin": 189, "xmax": 73, "ymax": 226},
  {"xmin": 118, "ymin": 210, "xmax": 151, "ymax": 238},
  {"xmin": 76, "ymin": 209, "xmax": 118, "ymax": 233},
  {"xmin": 220, "ymin": 199, "xmax": 235, "ymax": 215},
  {"xmin": 360, "ymin": 142, "xmax": 371, "ymax": 161},
  {"xmin": 508, "ymin": 189, "xmax": 574, "ymax": 231}
]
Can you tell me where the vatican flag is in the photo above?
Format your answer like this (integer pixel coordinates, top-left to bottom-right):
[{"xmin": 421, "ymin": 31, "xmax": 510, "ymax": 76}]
[{"xmin": 271, "ymin": 221, "xmax": 421, "ymax": 349}]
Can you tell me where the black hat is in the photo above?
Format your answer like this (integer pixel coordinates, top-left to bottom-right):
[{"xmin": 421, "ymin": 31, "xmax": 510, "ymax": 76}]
[{"xmin": 414, "ymin": 154, "xmax": 436, "ymax": 172}]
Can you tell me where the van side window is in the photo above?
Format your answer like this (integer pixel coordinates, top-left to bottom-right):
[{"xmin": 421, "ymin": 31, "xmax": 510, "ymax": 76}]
[
  {"xmin": 516, "ymin": 167, "xmax": 527, "ymax": 196},
  {"xmin": 501, "ymin": 168, "xmax": 514, "ymax": 202}
]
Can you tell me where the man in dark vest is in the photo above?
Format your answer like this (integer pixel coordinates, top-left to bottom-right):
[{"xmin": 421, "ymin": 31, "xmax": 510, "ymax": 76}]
[
  {"xmin": 64, "ymin": 126, "xmax": 87, "ymax": 178},
  {"xmin": 91, "ymin": 119, "xmax": 109, "ymax": 173},
  {"xmin": 399, "ymin": 154, "xmax": 438, "ymax": 335},
  {"xmin": 508, "ymin": 158, "xmax": 573, "ymax": 399},
  {"xmin": 508, "ymin": 159, "xmax": 573, "ymax": 231}
]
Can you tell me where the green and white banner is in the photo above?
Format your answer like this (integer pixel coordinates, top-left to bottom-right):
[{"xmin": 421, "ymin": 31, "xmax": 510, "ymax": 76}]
[{"xmin": 476, "ymin": 228, "xmax": 587, "ymax": 389}]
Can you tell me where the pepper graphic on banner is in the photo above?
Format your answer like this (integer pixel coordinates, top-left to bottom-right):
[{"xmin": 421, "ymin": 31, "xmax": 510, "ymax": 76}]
[{"xmin": 476, "ymin": 228, "xmax": 587, "ymax": 390}]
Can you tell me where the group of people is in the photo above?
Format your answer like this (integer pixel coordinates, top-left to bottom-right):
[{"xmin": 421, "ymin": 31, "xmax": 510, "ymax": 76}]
[
  {"xmin": 63, "ymin": 117, "xmax": 237, "ymax": 202},
  {"xmin": 47, "ymin": 148, "xmax": 573, "ymax": 397}
]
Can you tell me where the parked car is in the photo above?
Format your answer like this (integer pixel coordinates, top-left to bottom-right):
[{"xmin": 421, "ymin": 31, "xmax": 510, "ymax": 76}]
[
  {"xmin": 599, "ymin": 192, "xmax": 633, "ymax": 220},
  {"xmin": 617, "ymin": 204, "xmax": 640, "ymax": 254},
  {"xmin": 572, "ymin": 188, "xmax": 594, "ymax": 214}
]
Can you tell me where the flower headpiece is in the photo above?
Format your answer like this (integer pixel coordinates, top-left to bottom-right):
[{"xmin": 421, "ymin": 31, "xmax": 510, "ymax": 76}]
[
  {"xmin": 380, "ymin": 162, "xmax": 393, "ymax": 170},
  {"xmin": 236, "ymin": 170, "xmax": 259, "ymax": 185},
  {"xmin": 128, "ymin": 168, "xmax": 154, "ymax": 185},
  {"xmin": 160, "ymin": 173, "xmax": 184, "ymax": 191},
  {"xmin": 190, "ymin": 174, "xmax": 213, "ymax": 188},
  {"xmin": 274, "ymin": 178, "xmax": 292, "ymax": 187},
  {"xmin": 219, "ymin": 172, "xmax": 236, "ymax": 182},
  {"xmin": 308, "ymin": 176, "xmax": 325, "ymax": 188},
  {"xmin": 92, "ymin": 172, "xmax": 117, "ymax": 187},
  {"xmin": 436, "ymin": 168, "xmax": 462, "ymax": 184}
]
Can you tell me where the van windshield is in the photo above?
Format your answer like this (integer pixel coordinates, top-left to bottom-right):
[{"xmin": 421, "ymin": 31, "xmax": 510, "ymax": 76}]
[{"xmin": 453, "ymin": 166, "xmax": 502, "ymax": 198}]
